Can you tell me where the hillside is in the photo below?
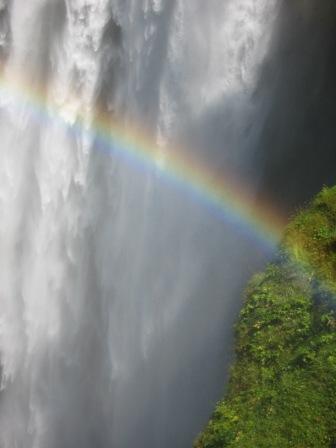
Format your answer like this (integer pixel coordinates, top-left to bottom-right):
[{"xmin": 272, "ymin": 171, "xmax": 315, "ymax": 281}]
[{"xmin": 195, "ymin": 186, "xmax": 336, "ymax": 447}]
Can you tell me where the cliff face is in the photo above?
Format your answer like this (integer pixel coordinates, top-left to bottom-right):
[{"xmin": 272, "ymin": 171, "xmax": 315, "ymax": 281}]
[
  {"xmin": 194, "ymin": 186, "xmax": 336, "ymax": 447},
  {"xmin": 253, "ymin": 0, "xmax": 336, "ymax": 213}
]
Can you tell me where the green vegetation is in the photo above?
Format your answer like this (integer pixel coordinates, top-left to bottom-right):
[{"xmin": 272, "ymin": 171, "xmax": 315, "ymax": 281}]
[{"xmin": 194, "ymin": 186, "xmax": 336, "ymax": 448}]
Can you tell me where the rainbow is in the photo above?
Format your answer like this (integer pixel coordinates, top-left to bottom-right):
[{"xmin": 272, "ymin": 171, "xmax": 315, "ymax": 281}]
[{"xmin": 0, "ymin": 67, "xmax": 287, "ymax": 251}]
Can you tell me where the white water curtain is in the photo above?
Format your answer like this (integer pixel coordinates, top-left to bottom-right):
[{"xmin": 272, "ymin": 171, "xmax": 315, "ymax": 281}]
[{"xmin": 0, "ymin": 1, "xmax": 278, "ymax": 447}]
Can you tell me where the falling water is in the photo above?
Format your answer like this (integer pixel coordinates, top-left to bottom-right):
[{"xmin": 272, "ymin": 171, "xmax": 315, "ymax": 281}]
[{"xmin": 0, "ymin": 1, "xmax": 279, "ymax": 447}]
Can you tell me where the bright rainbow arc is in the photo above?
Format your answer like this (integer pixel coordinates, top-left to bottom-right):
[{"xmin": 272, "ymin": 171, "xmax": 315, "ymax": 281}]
[{"xmin": 0, "ymin": 68, "xmax": 287, "ymax": 250}]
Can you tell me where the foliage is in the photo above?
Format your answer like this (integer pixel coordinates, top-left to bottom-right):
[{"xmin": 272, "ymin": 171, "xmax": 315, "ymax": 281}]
[{"xmin": 194, "ymin": 186, "xmax": 336, "ymax": 447}]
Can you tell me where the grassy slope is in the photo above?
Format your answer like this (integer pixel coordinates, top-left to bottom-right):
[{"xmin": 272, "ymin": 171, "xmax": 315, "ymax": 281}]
[{"xmin": 194, "ymin": 186, "xmax": 336, "ymax": 447}]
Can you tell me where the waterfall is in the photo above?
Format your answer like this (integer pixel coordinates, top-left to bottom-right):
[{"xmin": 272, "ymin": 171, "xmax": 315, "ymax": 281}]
[{"xmin": 0, "ymin": 1, "xmax": 278, "ymax": 447}]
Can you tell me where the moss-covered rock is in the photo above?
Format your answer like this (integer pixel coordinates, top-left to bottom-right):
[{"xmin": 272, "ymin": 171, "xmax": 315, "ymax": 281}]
[{"xmin": 194, "ymin": 186, "xmax": 336, "ymax": 448}]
